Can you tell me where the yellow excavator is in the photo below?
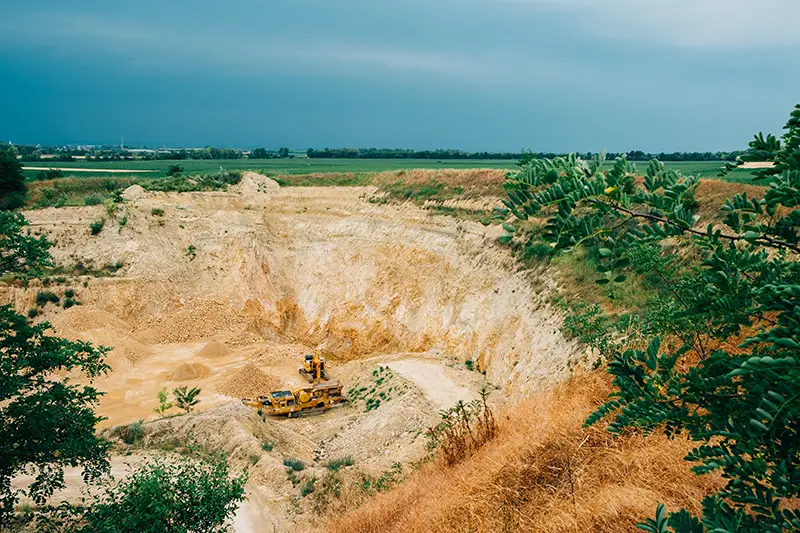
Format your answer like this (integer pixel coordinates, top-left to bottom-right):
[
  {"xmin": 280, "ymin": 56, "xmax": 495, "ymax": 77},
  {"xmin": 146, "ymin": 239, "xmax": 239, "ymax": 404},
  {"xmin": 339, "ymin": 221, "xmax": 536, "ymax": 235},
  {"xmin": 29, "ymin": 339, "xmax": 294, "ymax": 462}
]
[
  {"xmin": 242, "ymin": 380, "xmax": 346, "ymax": 417},
  {"xmin": 299, "ymin": 354, "xmax": 328, "ymax": 383}
]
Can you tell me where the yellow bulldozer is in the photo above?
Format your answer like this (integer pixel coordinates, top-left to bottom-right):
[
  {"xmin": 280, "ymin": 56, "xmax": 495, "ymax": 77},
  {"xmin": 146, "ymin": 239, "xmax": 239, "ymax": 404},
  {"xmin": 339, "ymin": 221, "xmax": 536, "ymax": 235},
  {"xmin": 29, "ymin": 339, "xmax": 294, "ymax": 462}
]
[
  {"xmin": 242, "ymin": 380, "xmax": 346, "ymax": 417},
  {"xmin": 299, "ymin": 354, "xmax": 328, "ymax": 383}
]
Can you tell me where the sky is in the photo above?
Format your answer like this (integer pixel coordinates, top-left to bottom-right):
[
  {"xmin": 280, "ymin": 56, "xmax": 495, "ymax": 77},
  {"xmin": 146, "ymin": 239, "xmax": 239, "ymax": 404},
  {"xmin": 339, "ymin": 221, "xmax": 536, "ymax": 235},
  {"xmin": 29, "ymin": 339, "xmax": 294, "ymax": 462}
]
[{"xmin": 1, "ymin": 0, "xmax": 798, "ymax": 152}]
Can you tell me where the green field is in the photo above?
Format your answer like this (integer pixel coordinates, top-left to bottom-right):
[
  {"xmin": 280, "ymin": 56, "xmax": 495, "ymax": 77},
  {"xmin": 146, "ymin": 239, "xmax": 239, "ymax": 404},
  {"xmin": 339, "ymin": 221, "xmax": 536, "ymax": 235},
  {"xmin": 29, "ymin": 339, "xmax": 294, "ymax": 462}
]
[{"xmin": 21, "ymin": 158, "xmax": 757, "ymax": 181}]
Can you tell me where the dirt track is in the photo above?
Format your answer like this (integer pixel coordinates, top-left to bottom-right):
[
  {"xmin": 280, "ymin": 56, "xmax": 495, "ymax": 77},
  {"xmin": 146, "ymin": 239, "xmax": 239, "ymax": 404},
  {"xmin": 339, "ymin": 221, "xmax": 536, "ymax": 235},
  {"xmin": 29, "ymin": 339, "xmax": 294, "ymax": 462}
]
[{"xmin": 7, "ymin": 172, "xmax": 579, "ymax": 530}]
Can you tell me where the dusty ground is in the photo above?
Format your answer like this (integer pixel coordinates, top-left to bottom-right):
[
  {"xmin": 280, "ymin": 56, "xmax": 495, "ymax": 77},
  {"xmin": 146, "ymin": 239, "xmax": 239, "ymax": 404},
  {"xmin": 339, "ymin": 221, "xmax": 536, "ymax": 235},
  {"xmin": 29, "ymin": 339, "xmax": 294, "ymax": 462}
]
[{"xmin": 6, "ymin": 172, "xmax": 580, "ymax": 531}]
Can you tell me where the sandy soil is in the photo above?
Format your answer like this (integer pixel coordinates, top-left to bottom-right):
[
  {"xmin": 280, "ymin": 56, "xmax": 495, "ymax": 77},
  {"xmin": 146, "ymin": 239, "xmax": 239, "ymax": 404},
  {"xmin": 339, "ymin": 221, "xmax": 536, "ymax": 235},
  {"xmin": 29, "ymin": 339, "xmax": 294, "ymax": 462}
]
[
  {"xmin": 739, "ymin": 161, "xmax": 775, "ymax": 169},
  {"xmin": 5, "ymin": 172, "xmax": 580, "ymax": 531}
]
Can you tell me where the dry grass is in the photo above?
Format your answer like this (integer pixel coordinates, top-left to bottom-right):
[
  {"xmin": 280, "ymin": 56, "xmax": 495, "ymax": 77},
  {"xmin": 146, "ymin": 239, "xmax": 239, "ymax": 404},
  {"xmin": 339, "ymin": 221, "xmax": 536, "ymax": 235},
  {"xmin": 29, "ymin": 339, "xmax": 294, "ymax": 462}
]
[{"xmin": 325, "ymin": 372, "xmax": 722, "ymax": 533}]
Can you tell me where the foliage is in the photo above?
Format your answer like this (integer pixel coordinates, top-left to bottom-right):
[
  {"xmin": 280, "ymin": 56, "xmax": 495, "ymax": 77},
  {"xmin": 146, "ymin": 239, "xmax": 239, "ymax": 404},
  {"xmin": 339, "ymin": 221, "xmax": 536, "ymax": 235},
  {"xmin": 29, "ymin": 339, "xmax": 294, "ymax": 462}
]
[
  {"xmin": 356, "ymin": 462, "xmax": 403, "ymax": 495},
  {"xmin": 173, "ymin": 385, "xmax": 201, "ymax": 413},
  {"xmin": 0, "ymin": 304, "xmax": 110, "ymax": 516},
  {"xmin": 166, "ymin": 164, "xmax": 183, "ymax": 176},
  {"xmin": 185, "ymin": 244, "xmax": 196, "ymax": 260},
  {"xmin": 151, "ymin": 208, "xmax": 164, "ymax": 216},
  {"xmin": 283, "ymin": 458, "xmax": 305, "ymax": 472},
  {"xmin": 114, "ymin": 419, "xmax": 145, "ymax": 446},
  {"xmin": 464, "ymin": 359, "xmax": 475, "ymax": 371},
  {"xmin": 498, "ymin": 104, "xmax": 800, "ymax": 531},
  {"xmin": 261, "ymin": 440, "xmax": 274, "ymax": 452},
  {"xmin": 426, "ymin": 388, "xmax": 497, "ymax": 465},
  {"xmin": 35, "ymin": 290, "xmax": 60, "ymax": 307},
  {"xmin": 0, "ymin": 148, "xmax": 26, "ymax": 210},
  {"xmin": 325, "ymin": 456, "xmax": 354, "ymax": 472},
  {"xmin": 89, "ymin": 219, "xmax": 104, "ymax": 235},
  {"xmin": 299, "ymin": 478, "xmax": 316, "ymax": 497},
  {"xmin": 724, "ymin": 104, "xmax": 800, "ymax": 181},
  {"xmin": 84, "ymin": 195, "xmax": 103, "ymax": 206},
  {"xmin": 77, "ymin": 454, "xmax": 247, "ymax": 533},
  {"xmin": 154, "ymin": 387, "xmax": 173, "ymax": 417},
  {"xmin": 0, "ymin": 212, "xmax": 52, "ymax": 276},
  {"xmin": 35, "ymin": 168, "xmax": 64, "ymax": 181}
]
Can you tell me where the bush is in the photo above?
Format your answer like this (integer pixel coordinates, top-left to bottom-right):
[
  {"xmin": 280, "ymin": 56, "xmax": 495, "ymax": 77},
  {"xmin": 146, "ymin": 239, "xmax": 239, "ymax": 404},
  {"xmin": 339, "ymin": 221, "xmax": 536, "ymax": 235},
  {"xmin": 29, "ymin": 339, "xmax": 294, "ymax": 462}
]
[
  {"xmin": 521, "ymin": 241, "xmax": 555, "ymax": 263},
  {"xmin": 325, "ymin": 456, "xmax": 354, "ymax": 472},
  {"xmin": 464, "ymin": 359, "xmax": 475, "ymax": 371},
  {"xmin": 84, "ymin": 195, "xmax": 103, "ymax": 206},
  {"xmin": 166, "ymin": 164, "xmax": 183, "ymax": 177},
  {"xmin": 35, "ymin": 290, "xmax": 59, "ymax": 307},
  {"xmin": 89, "ymin": 219, "xmax": 104, "ymax": 235},
  {"xmin": 116, "ymin": 419, "xmax": 145, "ymax": 446},
  {"xmin": 299, "ymin": 478, "xmax": 315, "ymax": 497},
  {"xmin": 283, "ymin": 458, "xmax": 305, "ymax": 472},
  {"xmin": 151, "ymin": 208, "xmax": 164, "ymax": 216},
  {"xmin": 27, "ymin": 308, "xmax": 38, "ymax": 319},
  {"xmin": 78, "ymin": 454, "xmax": 247, "ymax": 533},
  {"xmin": 35, "ymin": 168, "xmax": 63, "ymax": 181},
  {"xmin": 64, "ymin": 289, "xmax": 75, "ymax": 298},
  {"xmin": 261, "ymin": 441, "xmax": 274, "ymax": 452},
  {"xmin": 63, "ymin": 298, "xmax": 75, "ymax": 309}
]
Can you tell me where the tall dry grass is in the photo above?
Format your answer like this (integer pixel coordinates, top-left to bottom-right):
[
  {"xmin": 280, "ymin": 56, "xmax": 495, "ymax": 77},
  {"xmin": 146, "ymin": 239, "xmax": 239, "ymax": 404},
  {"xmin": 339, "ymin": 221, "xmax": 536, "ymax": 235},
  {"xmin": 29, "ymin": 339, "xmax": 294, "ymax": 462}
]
[{"xmin": 325, "ymin": 372, "xmax": 721, "ymax": 533}]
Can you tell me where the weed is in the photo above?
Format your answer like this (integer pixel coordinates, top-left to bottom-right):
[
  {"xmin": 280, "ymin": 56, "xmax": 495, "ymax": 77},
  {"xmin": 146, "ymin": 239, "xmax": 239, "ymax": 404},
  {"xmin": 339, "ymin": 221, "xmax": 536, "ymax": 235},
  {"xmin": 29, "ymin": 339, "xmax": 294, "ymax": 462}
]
[
  {"xmin": 151, "ymin": 208, "xmax": 164, "ymax": 216},
  {"xmin": 153, "ymin": 387, "xmax": 173, "ymax": 417},
  {"xmin": 64, "ymin": 289, "xmax": 75, "ymax": 298},
  {"xmin": 89, "ymin": 219, "xmax": 105, "ymax": 235},
  {"xmin": 117, "ymin": 213, "xmax": 128, "ymax": 230},
  {"xmin": 114, "ymin": 419, "xmax": 144, "ymax": 445},
  {"xmin": 465, "ymin": 359, "xmax": 475, "ymax": 371},
  {"xmin": 63, "ymin": 298, "xmax": 76, "ymax": 309},
  {"xmin": 325, "ymin": 456, "xmax": 354, "ymax": 472},
  {"xmin": 54, "ymin": 276, "xmax": 66, "ymax": 283},
  {"xmin": 185, "ymin": 245, "xmax": 196, "ymax": 260},
  {"xmin": 261, "ymin": 441, "xmax": 274, "ymax": 452},
  {"xmin": 249, "ymin": 454, "xmax": 261, "ymax": 465},
  {"xmin": 27, "ymin": 308, "xmax": 38, "ymax": 319},
  {"xmin": 300, "ymin": 478, "xmax": 316, "ymax": 497},
  {"xmin": 84, "ymin": 195, "xmax": 103, "ymax": 206},
  {"xmin": 283, "ymin": 458, "xmax": 305, "ymax": 472}
]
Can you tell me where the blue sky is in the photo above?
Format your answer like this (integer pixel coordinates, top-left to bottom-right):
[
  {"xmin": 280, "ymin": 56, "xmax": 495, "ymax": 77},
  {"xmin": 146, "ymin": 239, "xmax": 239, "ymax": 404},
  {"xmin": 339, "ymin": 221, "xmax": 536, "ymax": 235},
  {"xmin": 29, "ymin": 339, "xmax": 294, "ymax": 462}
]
[{"xmin": 1, "ymin": 0, "xmax": 798, "ymax": 151}]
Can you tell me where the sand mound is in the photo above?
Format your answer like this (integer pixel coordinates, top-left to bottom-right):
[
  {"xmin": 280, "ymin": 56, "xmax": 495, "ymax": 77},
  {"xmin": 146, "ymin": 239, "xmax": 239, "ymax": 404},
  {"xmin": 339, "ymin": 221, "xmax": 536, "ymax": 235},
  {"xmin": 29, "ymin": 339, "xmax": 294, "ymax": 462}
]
[
  {"xmin": 51, "ymin": 309, "xmax": 130, "ymax": 336},
  {"xmin": 216, "ymin": 364, "xmax": 280, "ymax": 398},
  {"xmin": 137, "ymin": 300, "xmax": 245, "ymax": 343},
  {"xmin": 121, "ymin": 184, "xmax": 146, "ymax": 200},
  {"xmin": 233, "ymin": 171, "xmax": 280, "ymax": 195},
  {"xmin": 197, "ymin": 340, "xmax": 231, "ymax": 359},
  {"xmin": 168, "ymin": 362, "xmax": 211, "ymax": 381}
]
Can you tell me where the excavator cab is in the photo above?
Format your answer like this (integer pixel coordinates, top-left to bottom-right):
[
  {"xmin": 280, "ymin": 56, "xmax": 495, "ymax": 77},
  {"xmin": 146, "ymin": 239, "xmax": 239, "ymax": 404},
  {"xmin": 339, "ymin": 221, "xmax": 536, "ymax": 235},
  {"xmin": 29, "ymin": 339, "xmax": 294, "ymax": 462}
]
[{"xmin": 299, "ymin": 354, "xmax": 328, "ymax": 383}]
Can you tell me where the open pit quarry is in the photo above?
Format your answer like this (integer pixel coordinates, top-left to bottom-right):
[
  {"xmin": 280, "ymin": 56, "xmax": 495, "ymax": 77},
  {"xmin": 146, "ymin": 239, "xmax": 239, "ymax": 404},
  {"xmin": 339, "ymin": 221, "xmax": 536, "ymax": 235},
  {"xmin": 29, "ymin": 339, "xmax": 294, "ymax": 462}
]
[{"xmin": 7, "ymin": 173, "xmax": 581, "ymax": 531}]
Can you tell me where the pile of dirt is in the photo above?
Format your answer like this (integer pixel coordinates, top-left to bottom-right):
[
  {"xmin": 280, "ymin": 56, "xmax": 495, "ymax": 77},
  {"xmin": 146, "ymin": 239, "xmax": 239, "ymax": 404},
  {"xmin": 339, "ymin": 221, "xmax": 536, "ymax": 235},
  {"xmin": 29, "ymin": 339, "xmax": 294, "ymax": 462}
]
[
  {"xmin": 137, "ymin": 300, "xmax": 245, "ymax": 343},
  {"xmin": 168, "ymin": 362, "xmax": 211, "ymax": 381},
  {"xmin": 121, "ymin": 184, "xmax": 146, "ymax": 200},
  {"xmin": 196, "ymin": 340, "xmax": 231, "ymax": 359},
  {"xmin": 216, "ymin": 364, "xmax": 281, "ymax": 398}
]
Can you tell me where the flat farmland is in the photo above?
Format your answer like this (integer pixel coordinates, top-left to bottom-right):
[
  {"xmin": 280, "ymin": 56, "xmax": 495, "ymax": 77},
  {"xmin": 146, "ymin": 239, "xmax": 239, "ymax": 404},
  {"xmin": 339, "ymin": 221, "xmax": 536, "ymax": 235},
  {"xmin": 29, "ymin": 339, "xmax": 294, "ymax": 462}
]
[{"xmin": 21, "ymin": 158, "xmax": 757, "ymax": 181}]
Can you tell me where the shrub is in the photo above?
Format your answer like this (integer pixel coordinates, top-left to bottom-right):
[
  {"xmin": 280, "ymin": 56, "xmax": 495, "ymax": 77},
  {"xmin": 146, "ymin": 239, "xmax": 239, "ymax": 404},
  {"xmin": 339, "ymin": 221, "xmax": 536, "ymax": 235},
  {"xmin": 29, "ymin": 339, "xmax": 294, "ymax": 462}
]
[
  {"xmin": 325, "ymin": 456, "xmax": 354, "ymax": 472},
  {"xmin": 64, "ymin": 289, "xmax": 75, "ymax": 298},
  {"xmin": 151, "ymin": 208, "xmax": 164, "ymax": 217},
  {"xmin": 116, "ymin": 419, "xmax": 145, "ymax": 446},
  {"xmin": 173, "ymin": 386, "xmax": 201, "ymax": 413},
  {"xmin": 283, "ymin": 458, "xmax": 305, "ymax": 472},
  {"xmin": 153, "ymin": 387, "xmax": 173, "ymax": 417},
  {"xmin": 0, "ymin": 149, "xmax": 27, "ymax": 210},
  {"xmin": 63, "ymin": 298, "xmax": 75, "ymax": 309},
  {"xmin": 464, "ymin": 359, "xmax": 474, "ymax": 371},
  {"xmin": 166, "ymin": 164, "xmax": 183, "ymax": 177},
  {"xmin": 35, "ymin": 290, "xmax": 59, "ymax": 307},
  {"xmin": 84, "ymin": 195, "xmax": 103, "ymax": 206},
  {"xmin": 35, "ymin": 168, "xmax": 63, "ymax": 181},
  {"xmin": 261, "ymin": 441, "xmax": 274, "ymax": 452},
  {"xmin": 299, "ymin": 478, "xmax": 315, "ymax": 497},
  {"xmin": 27, "ymin": 308, "xmax": 38, "ymax": 319},
  {"xmin": 89, "ymin": 219, "xmax": 104, "ymax": 235}
]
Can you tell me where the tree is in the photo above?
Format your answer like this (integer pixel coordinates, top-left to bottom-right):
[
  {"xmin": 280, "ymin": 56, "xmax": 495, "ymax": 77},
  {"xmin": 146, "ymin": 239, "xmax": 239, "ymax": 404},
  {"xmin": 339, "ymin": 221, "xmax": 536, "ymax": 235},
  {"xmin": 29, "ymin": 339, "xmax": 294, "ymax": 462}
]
[
  {"xmin": 0, "ymin": 212, "xmax": 52, "ymax": 277},
  {"xmin": 250, "ymin": 148, "xmax": 269, "ymax": 159},
  {"xmin": 173, "ymin": 386, "xmax": 201, "ymax": 413},
  {"xmin": 495, "ymin": 104, "xmax": 800, "ymax": 531},
  {"xmin": 0, "ymin": 214, "xmax": 110, "ymax": 516},
  {"xmin": 78, "ymin": 454, "xmax": 247, "ymax": 533},
  {"xmin": 277, "ymin": 147, "xmax": 290, "ymax": 158},
  {"xmin": 166, "ymin": 164, "xmax": 183, "ymax": 177},
  {"xmin": 153, "ymin": 387, "xmax": 173, "ymax": 417},
  {"xmin": 0, "ymin": 148, "xmax": 27, "ymax": 210}
]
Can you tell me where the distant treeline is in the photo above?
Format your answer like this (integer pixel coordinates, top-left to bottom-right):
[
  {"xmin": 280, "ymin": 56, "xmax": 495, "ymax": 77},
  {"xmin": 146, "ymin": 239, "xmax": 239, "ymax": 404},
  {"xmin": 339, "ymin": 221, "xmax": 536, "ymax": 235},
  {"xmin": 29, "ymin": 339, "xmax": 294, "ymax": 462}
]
[
  {"xmin": 3, "ymin": 142, "xmax": 749, "ymax": 163},
  {"xmin": 306, "ymin": 148, "xmax": 748, "ymax": 162}
]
